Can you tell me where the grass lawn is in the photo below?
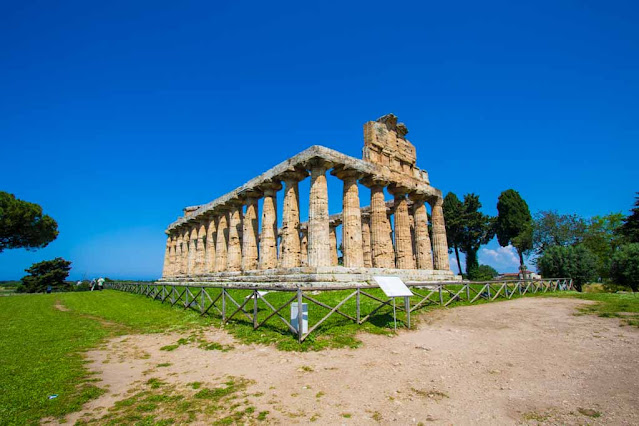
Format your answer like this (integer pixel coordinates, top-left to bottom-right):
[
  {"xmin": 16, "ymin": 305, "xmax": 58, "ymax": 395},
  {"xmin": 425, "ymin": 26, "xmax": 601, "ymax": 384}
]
[
  {"xmin": 0, "ymin": 287, "xmax": 637, "ymax": 425},
  {"xmin": 0, "ymin": 291, "xmax": 214, "ymax": 425},
  {"xmin": 550, "ymin": 291, "xmax": 639, "ymax": 326}
]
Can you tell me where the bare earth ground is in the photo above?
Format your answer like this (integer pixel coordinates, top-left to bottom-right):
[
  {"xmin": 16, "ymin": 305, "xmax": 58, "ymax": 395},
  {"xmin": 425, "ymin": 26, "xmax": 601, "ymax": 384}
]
[{"xmin": 64, "ymin": 298, "xmax": 638, "ymax": 425}]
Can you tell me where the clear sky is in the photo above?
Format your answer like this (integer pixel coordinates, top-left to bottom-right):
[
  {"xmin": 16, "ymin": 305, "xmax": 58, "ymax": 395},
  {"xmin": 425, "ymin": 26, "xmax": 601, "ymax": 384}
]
[{"xmin": 1, "ymin": 1, "xmax": 637, "ymax": 280}]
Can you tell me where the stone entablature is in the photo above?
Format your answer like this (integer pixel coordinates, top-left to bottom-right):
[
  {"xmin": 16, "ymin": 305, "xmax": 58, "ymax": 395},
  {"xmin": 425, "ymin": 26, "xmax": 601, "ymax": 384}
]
[{"xmin": 161, "ymin": 114, "xmax": 456, "ymax": 286}]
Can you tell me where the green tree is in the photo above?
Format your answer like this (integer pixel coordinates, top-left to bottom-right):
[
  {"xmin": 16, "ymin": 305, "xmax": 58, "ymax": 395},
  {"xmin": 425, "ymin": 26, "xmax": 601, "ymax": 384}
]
[
  {"xmin": 495, "ymin": 189, "xmax": 533, "ymax": 270},
  {"xmin": 458, "ymin": 194, "xmax": 495, "ymax": 278},
  {"xmin": 17, "ymin": 258, "xmax": 72, "ymax": 293},
  {"xmin": 469, "ymin": 264, "xmax": 498, "ymax": 281},
  {"xmin": 610, "ymin": 243, "xmax": 639, "ymax": 291},
  {"xmin": 0, "ymin": 192, "xmax": 58, "ymax": 253},
  {"xmin": 443, "ymin": 192, "xmax": 464, "ymax": 276},
  {"xmin": 536, "ymin": 245, "xmax": 597, "ymax": 292},
  {"xmin": 618, "ymin": 193, "xmax": 639, "ymax": 243},
  {"xmin": 532, "ymin": 210, "xmax": 586, "ymax": 255},
  {"xmin": 581, "ymin": 213, "xmax": 625, "ymax": 279}
]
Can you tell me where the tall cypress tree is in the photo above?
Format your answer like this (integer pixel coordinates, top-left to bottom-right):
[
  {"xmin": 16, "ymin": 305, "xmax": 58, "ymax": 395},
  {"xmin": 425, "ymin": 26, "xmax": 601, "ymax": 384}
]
[
  {"xmin": 443, "ymin": 192, "xmax": 464, "ymax": 276},
  {"xmin": 458, "ymin": 194, "xmax": 494, "ymax": 278},
  {"xmin": 495, "ymin": 189, "xmax": 533, "ymax": 270}
]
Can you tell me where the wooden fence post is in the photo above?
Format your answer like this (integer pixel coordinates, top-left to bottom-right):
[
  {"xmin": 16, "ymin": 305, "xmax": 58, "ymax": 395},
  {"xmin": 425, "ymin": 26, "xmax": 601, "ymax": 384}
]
[
  {"xmin": 222, "ymin": 288, "xmax": 226, "ymax": 323},
  {"xmin": 297, "ymin": 288, "xmax": 303, "ymax": 343},
  {"xmin": 356, "ymin": 288, "xmax": 361, "ymax": 324},
  {"xmin": 253, "ymin": 290, "xmax": 258, "ymax": 330}
]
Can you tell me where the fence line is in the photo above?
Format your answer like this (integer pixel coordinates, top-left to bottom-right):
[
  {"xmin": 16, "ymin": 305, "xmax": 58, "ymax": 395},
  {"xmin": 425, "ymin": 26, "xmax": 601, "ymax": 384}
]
[{"xmin": 106, "ymin": 278, "xmax": 573, "ymax": 343}]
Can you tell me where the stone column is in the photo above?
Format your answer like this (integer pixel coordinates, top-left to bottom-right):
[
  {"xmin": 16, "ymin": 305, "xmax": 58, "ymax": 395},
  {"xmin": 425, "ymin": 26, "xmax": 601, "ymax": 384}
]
[
  {"xmin": 259, "ymin": 182, "xmax": 281, "ymax": 270},
  {"xmin": 280, "ymin": 170, "xmax": 307, "ymax": 268},
  {"xmin": 333, "ymin": 169, "xmax": 364, "ymax": 267},
  {"xmin": 300, "ymin": 228, "xmax": 308, "ymax": 266},
  {"xmin": 329, "ymin": 224, "xmax": 339, "ymax": 266},
  {"xmin": 162, "ymin": 235, "xmax": 171, "ymax": 277},
  {"xmin": 361, "ymin": 215, "xmax": 372, "ymax": 268},
  {"xmin": 362, "ymin": 178, "xmax": 394, "ymax": 268},
  {"xmin": 227, "ymin": 202, "xmax": 243, "ymax": 272},
  {"xmin": 194, "ymin": 222, "xmax": 207, "ymax": 275},
  {"xmin": 215, "ymin": 211, "xmax": 229, "ymax": 272},
  {"xmin": 307, "ymin": 160, "xmax": 331, "ymax": 267},
  {"xmin": 181, "ymin": 228, "xmax": 190, "ymax": 275},
  {"xmin": 205, "ymin": 216, "xmax": 217, "ymax": 273},
  {"xmin": 389, "ymin": 186, "xmax": 415, "ymax": 269},
  {"xmin": 410, "ymin": 195, "xmax": 434, "ymax": 270},
  {"xmin": 167, "ymin": 234, "xmax": 176, "ymax": 277},
  {"xmin": 174, "ymin": 231, "xmax": 183, "ymax": 275},
  {"xmin": 241, "ymin": 194, "xmax": 260, "ymax": 271},
  {"xmin": 187, "ymin": 225, "xmax": 198, "ymax": 275},
  {"xmin": 430, "ymin": 197, "xmax": 451, "ymax": 271}
]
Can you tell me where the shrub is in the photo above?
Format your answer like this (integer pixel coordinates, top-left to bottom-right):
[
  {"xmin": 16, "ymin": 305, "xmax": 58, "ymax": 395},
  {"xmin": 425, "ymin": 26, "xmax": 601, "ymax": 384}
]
[
  {"xmin": 610, "ymin": 243, "xmax": 639, "ymax": 292},
  {"xmin": 537, "ymin": 245, "xmax": 597, "ymax": 291}
]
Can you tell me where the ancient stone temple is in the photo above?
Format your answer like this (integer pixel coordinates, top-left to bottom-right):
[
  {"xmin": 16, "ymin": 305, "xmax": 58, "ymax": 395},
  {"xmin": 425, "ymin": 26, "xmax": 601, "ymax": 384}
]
[{"xmin": 160, "ymin": 114, "xmax": 458, "ymax": 287}]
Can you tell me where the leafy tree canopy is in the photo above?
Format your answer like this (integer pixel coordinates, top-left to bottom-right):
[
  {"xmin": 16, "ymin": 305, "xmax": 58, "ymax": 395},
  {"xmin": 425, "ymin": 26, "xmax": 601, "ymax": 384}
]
[
  {"xmin": 17, "ymin": 257, "xmax": 72, "ymax": 293},
  {"xmin": 532, "ymin": 210, "xmax": 586, "ymax": 255},
  {"xmin": 618, "ymin": 193, "xmax": 639, "ymax": 243},
  {"xmin": 610, "ymin": 243, "xmax": 639, "ymax": 292},
  {"xmin": 0, "ymin": 191, "xmax": 58, "ymax": 253},
  {"xmin": 536, "ymin": 245, "xmax": 597, "ymax": 292},
  {"xmin": 495, "ymin": 189, "xmax": 532, "ymax": 268},
  {"xmin": 581, "ymin": 213, "xmax": 625, "ymax": 279}
]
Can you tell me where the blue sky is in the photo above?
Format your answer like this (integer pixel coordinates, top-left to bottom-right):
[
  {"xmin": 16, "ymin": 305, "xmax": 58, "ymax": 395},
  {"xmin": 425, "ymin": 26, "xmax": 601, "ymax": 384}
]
[{"xmin": 1, "ymin": 1, "xmax": 637, "ymax": 280}]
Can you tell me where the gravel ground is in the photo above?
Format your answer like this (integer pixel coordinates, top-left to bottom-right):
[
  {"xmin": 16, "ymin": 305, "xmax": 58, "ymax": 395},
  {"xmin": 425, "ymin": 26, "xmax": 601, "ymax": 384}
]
[{"xmin": 64, "ymin": 297, "xmax": 639, "ymax": 425}]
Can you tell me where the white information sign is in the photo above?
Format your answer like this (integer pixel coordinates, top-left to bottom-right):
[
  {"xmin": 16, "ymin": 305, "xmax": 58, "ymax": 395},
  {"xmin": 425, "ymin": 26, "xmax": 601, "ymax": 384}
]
[{"xmin": 373, "ymin": 276, "xmax": 413, "ymax": 298}]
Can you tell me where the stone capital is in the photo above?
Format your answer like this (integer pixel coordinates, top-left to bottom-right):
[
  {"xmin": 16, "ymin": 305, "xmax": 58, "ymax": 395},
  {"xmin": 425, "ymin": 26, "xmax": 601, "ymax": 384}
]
[
  {"xmin": 359, "ymin": 174, "xmax": 389, "ymax": 189},
  {"xmin": 278, "ymin": 168, "xmax": 309, "ymax": 183},
  {"xmin": 238, "ymin": 189, "xmax": 263, "ymax": 202},
  {"xmin": 408, "ymin": 190, "xmax": 429, "ymax": 202},
  {"xmin": 331, "ymin": 167, "xmax": 363, "ymax": 181},
  {"xmin": 259, "ymin": 180, "xmax": 283, "ymax": 195},
  {"xmin": 227, "ymin": 198, "xmax": 244, "ymax": 207},
  {"xmin": 387, "ymin": 183, "xmax": 411, "ymax": 196},
  {"xmin": 305, "ymin": 157, "xmax": 333, "ymax": 172}
]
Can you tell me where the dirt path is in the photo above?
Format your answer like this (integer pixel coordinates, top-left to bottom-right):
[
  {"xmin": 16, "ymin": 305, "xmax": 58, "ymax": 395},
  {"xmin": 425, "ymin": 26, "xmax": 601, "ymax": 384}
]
[{"xmin": 64, "ymin": 298, "xmax": 638, "ymax": 425}]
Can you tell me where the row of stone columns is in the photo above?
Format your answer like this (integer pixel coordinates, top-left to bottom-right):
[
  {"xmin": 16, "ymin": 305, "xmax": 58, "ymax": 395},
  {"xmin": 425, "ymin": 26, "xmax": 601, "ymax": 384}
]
[{"xmin": 162, "ymin": 164, "xmax": 450, "ymax": 277}]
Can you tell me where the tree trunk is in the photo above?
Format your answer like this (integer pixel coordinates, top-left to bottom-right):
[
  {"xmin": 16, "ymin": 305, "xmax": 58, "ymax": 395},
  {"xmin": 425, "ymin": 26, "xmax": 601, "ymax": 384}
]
[
  {"xmin": 465, "ymin": 249, "xmax": 479, "ymax": 278},
  {"xmin": 454, "ymin": 245, "xmax": 463, "ymax": 278}
]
